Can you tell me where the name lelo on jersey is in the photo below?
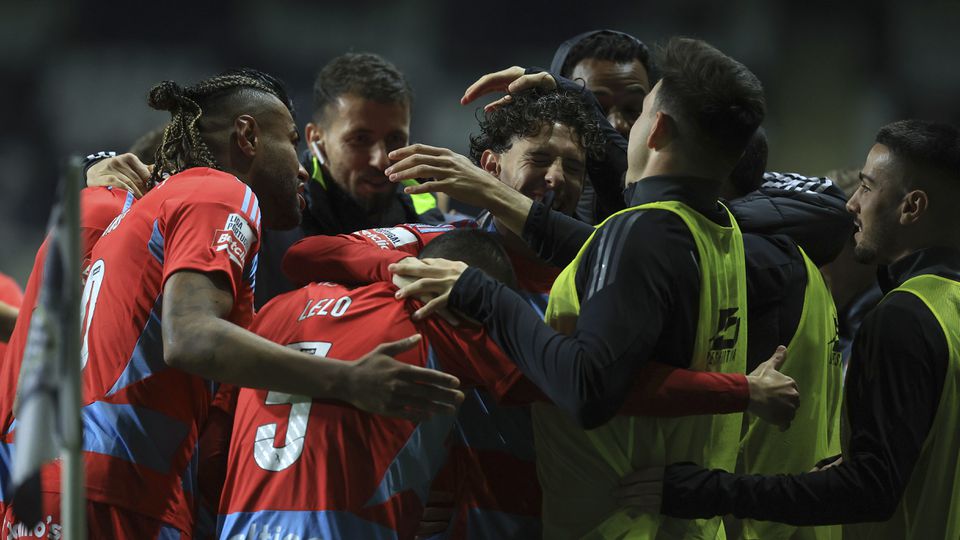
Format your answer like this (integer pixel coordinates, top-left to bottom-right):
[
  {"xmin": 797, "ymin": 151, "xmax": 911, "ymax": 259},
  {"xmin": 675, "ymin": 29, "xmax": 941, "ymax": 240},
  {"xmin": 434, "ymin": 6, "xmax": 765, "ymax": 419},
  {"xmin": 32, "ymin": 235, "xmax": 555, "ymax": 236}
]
[{"xmin": 298, "ymin": 295, "xmax": 353, "ymax": 321}]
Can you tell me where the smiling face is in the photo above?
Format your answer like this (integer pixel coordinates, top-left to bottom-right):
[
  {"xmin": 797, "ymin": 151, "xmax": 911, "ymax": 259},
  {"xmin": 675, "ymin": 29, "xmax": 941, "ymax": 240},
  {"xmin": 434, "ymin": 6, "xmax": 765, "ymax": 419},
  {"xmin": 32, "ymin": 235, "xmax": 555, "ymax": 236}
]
[
  {"xmin": 315, "ymin": 94, "xmax": 410, "ymax": 210},
  {"xmin": 570, "ymin": 57, "xmax": 651, "ymax": 138},
  {"xmin": 846, "ymin": 143, "xmax": 909, "ymax": 264},
  {"xmin": 491, "ymin": 123, "xmax": 586, "ymax": 215}
]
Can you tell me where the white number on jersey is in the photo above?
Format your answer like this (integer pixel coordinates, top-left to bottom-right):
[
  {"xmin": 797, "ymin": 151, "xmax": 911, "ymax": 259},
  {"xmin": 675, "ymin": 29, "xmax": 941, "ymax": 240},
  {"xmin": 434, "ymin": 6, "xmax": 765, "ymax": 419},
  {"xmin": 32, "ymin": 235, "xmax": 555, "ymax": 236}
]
[
  {"xmin": 253, "ymin": 341, "xmax": 331, "ymax": 472},
  {"xmin": 79, "ymin": 259, "xmax": 106, "ymax": 369}
]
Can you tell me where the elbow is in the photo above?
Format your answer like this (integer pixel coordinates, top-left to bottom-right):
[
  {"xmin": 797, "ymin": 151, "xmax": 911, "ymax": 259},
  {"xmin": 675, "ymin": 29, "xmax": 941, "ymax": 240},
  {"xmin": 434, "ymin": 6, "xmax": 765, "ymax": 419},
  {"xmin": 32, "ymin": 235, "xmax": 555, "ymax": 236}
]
[
  {"xmin": 860, "ymin": 494, "xmax": 899, "ymax": 523},
  {"xmin": 162, "ymin": 316, "xmax": 216, "ymax": 371}
]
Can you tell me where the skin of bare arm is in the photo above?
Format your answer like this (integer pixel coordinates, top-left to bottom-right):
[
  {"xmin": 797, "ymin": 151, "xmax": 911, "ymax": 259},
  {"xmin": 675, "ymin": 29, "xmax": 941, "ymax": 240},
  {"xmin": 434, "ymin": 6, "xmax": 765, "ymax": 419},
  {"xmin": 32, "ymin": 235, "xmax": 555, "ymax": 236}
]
[{"xmin": 161, "ymin": 270, "xmax": 465, "ymax": 422}]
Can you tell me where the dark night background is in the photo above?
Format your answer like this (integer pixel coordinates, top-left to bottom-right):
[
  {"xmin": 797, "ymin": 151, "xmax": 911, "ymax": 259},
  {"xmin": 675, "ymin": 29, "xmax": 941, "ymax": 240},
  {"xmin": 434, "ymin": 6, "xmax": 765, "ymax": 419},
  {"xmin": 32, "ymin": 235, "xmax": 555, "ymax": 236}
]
[{"xmin": 2, "ymin": 0, "xmax": 959, "ymax": 284}]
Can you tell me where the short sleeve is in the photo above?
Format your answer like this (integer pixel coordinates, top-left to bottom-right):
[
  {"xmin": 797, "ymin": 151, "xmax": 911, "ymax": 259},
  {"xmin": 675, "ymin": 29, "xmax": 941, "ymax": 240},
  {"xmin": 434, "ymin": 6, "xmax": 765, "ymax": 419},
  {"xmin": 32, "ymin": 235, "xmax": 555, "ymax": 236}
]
[{"xmin": 160, "ymin": 183, "xmax": 261, "ymax": 303}]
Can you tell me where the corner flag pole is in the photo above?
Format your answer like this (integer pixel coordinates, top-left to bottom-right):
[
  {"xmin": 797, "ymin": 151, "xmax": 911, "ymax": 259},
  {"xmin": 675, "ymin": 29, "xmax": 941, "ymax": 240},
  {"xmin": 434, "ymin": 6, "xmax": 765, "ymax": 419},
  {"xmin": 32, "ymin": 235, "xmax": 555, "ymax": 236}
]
[{"xmin": 61, "ymin": 156, "xmax": 86, "ymax": 538}]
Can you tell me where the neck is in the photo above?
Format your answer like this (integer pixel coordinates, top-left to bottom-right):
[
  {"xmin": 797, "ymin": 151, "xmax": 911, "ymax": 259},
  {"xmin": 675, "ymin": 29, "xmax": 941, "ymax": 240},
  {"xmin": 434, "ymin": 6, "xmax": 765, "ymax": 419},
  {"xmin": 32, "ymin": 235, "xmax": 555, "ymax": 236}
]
[{"xmin": 627, "ymin": 152, "xmax": 729, "ymax": 186}]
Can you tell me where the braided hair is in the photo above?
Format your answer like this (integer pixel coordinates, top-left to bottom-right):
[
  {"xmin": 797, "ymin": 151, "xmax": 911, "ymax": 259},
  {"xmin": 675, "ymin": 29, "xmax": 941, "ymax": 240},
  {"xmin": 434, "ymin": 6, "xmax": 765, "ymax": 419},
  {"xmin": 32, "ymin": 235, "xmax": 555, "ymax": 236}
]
[{"xmin": 148, "ymin": 68, "xmax": 293, "ymax": 184}]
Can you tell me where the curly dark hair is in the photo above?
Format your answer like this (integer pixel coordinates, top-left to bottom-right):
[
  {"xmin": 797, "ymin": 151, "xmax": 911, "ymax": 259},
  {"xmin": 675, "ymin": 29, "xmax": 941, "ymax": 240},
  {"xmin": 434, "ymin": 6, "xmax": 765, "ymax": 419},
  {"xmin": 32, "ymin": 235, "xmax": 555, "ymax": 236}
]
[
  {"xmin": 559, "ymin": 30, "xmax": 656, "ymax": 81},
  {"xmin": 468, "ymin": 88, "xmax": 605, "ymax": 165},
  {"xmin": 312, "ymin": 52, "xmax": 412, "ymax": 123}
]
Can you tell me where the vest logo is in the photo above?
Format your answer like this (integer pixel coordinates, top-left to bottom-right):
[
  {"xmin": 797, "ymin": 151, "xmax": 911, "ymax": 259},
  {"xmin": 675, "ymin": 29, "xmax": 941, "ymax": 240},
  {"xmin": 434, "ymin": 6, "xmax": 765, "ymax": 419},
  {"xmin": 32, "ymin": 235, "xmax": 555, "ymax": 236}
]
[
  {"xmin": 707, "ymin": 307, "xmax": 741, "ymax": 367},
  {"xmin": 828, "ymin": 314, "xmax": 843, "ymax": 367},
  {"xmin": 213, "ymin": 213, "xmax": 254, "ymax": 268}
]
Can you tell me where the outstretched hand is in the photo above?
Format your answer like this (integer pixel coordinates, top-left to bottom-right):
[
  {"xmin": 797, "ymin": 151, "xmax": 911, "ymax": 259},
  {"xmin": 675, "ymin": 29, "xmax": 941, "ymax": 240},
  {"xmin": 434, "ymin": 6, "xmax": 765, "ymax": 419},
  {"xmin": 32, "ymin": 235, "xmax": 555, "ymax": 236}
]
[
  {"xmin": 348, "ymin": 334, "xmax": 465, "ymax": 422},
  {"xmin": 746, "ymin": 346, "xmax": 800, "ymax": 431},
  {"xmin": 461, "ymin": 66, "xmax": 557, "ymax": 111}
]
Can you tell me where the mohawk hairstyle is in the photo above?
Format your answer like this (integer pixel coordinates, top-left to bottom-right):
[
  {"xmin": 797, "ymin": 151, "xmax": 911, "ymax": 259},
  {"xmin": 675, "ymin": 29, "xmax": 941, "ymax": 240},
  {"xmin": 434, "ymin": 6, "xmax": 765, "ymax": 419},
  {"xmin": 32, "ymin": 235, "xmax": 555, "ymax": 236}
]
[
  {"xmin": 147, "ymin": 67, "xmax": 292, "ymax": 184},
  {"xmin": 559, "ymin": 30, "xmax": 656, "ymax": 81},
  {"xmin": 468, "ymin": 88, "xmax": 605, "ymax": 165}
]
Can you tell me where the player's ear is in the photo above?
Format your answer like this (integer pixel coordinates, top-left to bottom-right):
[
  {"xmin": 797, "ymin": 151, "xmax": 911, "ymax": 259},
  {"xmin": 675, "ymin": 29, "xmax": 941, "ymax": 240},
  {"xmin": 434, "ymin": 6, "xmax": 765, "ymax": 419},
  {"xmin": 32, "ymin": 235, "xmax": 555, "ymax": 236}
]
[
  {"xmin": 235, "ymin": 115, "xmax": 259, "ymax": 158},
  {"xmin": 480, "ymin": 150, "xmax": 501, "ymax": 178}
]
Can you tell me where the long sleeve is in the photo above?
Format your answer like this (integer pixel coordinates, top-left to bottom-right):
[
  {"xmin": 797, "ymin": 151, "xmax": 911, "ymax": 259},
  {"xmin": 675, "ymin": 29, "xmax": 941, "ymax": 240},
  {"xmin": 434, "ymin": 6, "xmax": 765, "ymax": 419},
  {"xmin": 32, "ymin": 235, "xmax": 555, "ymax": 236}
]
[
  {"xmin": 661, "ymin": 291, "xmax": 947, "ymax": 525},
  {"xmin": 522, "ymin": 201, "xmax": 595, "ymax": 268},
  {"xmin": 450, "ymin": 209, "xmax": 703, "ymax": 429}
]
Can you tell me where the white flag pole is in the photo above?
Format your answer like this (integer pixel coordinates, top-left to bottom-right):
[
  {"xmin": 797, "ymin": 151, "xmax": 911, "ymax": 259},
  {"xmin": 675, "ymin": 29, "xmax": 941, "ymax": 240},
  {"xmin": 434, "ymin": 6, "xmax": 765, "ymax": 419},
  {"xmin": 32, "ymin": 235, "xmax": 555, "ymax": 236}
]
[{"xmin": 60, "ymin": 157, "xmax": 86, "ymax": 539}]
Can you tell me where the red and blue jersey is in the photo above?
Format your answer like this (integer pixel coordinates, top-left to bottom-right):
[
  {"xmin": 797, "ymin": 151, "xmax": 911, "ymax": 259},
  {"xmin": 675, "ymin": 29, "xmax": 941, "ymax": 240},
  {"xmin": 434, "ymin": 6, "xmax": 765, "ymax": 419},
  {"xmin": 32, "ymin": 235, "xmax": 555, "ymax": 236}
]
[
  {"xmin": 217, "ymin": 280, "xmax": 522, "ymax": 540},
  {"xmin": 40, "ymin": 169, "xmax": 261, "ymax": 534},
  {"xmin": 0, "ymin": 186, "xmax": 132, "ymax": 511},
  {"xmin": 281, "ymin": 220, "xmax": 551, "ymax": 539}
]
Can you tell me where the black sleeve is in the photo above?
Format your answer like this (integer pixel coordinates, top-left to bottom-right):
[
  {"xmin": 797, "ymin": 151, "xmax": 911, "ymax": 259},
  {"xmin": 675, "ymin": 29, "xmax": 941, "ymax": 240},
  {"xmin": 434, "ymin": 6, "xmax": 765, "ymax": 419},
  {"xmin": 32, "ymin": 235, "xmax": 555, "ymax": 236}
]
[
  {"xmin": 451, "ymin": 210, "xmax": 695, "ymax": 429},
  {"xmin": 661, "ymin": 292, "xmax": 947, "ymax": 525},
  {"xmin": 522, "ymin": 200, "xmax": 595, "ymax": 267},
  {"xmin": 80, "ymin": 151, "xmax": 118, "ymax": 186},
  {"xmin": 527, "ymin": 68, "xmax": 629, "ymax": 222}
]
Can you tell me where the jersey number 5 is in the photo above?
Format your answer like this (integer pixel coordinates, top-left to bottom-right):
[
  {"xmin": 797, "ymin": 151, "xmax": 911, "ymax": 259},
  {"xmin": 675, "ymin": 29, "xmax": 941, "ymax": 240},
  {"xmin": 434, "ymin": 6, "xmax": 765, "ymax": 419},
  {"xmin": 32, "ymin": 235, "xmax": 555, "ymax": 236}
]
[{"xmin": 253, "ymin": 341, "xmax": 331, "ymax": 472}]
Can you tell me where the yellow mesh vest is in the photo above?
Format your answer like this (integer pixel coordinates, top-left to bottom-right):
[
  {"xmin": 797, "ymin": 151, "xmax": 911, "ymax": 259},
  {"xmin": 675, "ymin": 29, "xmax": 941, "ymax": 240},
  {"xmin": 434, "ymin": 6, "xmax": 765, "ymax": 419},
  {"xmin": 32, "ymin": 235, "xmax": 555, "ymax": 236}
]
[
  {"xmin": 842, "ymin": 274, "xmax": 960, "ymax": 540},
  {"xmin": 738, "ymin": 249, "xmax": 843, "ymax": 540},
  {"xmin": 538, "ymin": 201, "xmax": 748, "ymax": 540}
]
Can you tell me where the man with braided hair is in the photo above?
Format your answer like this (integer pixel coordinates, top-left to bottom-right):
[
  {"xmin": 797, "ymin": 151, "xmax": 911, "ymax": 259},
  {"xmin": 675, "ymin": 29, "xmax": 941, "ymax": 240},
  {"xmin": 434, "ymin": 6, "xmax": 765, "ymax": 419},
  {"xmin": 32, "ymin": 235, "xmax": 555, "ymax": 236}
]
[{"xmin": 3, "ymin": 69, "xmax": 463, "ymax": 539}]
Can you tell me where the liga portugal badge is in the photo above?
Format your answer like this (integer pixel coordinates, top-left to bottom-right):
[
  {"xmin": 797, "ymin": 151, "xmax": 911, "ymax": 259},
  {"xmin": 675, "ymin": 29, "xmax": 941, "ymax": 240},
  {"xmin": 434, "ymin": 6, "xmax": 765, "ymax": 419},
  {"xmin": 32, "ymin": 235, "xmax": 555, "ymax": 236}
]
[{"xmin": 213, "ymin": 213, "xmax": 255, "ymax": 267}]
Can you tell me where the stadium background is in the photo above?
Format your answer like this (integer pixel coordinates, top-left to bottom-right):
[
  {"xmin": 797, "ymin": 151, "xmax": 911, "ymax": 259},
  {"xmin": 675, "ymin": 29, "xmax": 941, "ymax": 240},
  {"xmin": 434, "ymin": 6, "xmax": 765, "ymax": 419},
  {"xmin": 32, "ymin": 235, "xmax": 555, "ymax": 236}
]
[{"xmin": 1, "ymin": 0, "xmax": 959, "ymax": 284}]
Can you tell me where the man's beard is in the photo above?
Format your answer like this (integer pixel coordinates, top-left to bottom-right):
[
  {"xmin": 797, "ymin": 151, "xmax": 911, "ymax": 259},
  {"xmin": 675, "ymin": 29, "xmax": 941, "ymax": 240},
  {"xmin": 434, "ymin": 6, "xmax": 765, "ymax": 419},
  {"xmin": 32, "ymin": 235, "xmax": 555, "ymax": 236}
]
[{"xmin": 357, "ymin": 186, "xmax": 396, "ymax": 214}]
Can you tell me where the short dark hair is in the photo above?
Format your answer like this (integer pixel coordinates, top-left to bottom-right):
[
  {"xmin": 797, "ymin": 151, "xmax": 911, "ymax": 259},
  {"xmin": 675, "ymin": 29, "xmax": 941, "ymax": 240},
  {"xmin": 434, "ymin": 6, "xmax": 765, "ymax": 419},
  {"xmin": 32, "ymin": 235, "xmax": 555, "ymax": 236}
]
[
  {"xmin": 875, "ymin": 120, "xmax": 960, "ymax": 188},
  {"xmin": 559, "ymin": 30, "xmax": 656, "ymax": 81},
  {"xmin": 312, "ymin": 53, "xmax": 413, "ymax": 123},
  {"xmin": 654, "ymin": 37, "xmax": 765, "ymax": 162},
  {"xmin": 468, "ymin": 88, "xmax": 605, "ymax": 165},
  {"xmin": 148, "ymin": 67, "xmax": 292, "ymax": 183},
  {"xmin": 419, "ymin": 229, "xmax": 517, "ymax": 290},
  {"xmin": 728, "ymin": 127, "xmax": 768, "ymax": 197}
]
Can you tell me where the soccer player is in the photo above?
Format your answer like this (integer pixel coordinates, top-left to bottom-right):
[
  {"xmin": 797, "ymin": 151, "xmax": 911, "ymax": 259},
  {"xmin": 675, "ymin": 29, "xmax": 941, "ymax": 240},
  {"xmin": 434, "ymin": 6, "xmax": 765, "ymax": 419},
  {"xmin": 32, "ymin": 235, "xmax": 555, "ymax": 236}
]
[
  {"xmin": 550, "ymin": 29, "xmax": 656, "ymax": 223},
  {"xmin": 217, "ymin": 230, "xmax": 528, "ymax": 539},
  {"xmin": 255, "ymin": 52, "xmax": 443, "ymax": 307},
  {"xmin": 283, "ymin": 86, "xmax": 801, "ymax": 540},
  {"xmin": 388, "ymin": 37, "xmax": 769, "ymax": 539},
  {"xmin": 627, "ymin": 120, "xmax": 960, "ymax": 540},
  {"xmin": 0, "ymin": 170, "xmax": 137, "ymax": 520},
  {"xmin": 10, "ymin": 69, "xmax": 462, "ymax": 538}
]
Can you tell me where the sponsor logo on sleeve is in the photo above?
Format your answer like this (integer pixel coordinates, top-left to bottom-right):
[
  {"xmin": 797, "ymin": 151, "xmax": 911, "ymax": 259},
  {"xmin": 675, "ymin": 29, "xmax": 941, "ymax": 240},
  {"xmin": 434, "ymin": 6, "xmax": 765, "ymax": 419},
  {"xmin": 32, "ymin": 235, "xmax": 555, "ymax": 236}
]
[
  {"xmin": 213, "ymin": 213, "xmax": 255, "ymax": 267},
  {"xmin": 356, "ymin": 227, "xmax": 419, "ymax": 250}
]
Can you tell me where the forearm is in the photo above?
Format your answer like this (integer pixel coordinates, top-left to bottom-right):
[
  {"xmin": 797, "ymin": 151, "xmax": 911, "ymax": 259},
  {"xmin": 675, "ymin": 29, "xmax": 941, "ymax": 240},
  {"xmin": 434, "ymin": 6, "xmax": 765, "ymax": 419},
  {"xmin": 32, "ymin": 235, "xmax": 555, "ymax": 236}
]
[
  {"xmin": 449, "ymin": 267, "xmax": 630, "ymax": 428},
  {"xmin": 619, "ymin": 363, "xmax": 749, "ymax": 417},
  {"xmin": 165, "ymin": 313, "xmax": 354, "ymax": 399},
  {"xmin": 522, "ymin": 201, "xmax": 594, "ymax": 267},
  {"xmin": 282, "ymin": 235, "xmax": 406, "ymax": 285},
  {"xmin": 663, "ymin": 456, "xmax": 901, "ymax": 525}
]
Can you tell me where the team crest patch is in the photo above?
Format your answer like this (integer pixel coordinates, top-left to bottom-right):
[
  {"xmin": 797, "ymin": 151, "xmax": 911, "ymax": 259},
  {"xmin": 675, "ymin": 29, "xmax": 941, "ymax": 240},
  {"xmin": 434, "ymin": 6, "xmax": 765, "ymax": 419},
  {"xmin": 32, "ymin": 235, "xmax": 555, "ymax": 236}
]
[{"xmin": 213, "ymin": 213, "xmax": 255, "ymax": 267}]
